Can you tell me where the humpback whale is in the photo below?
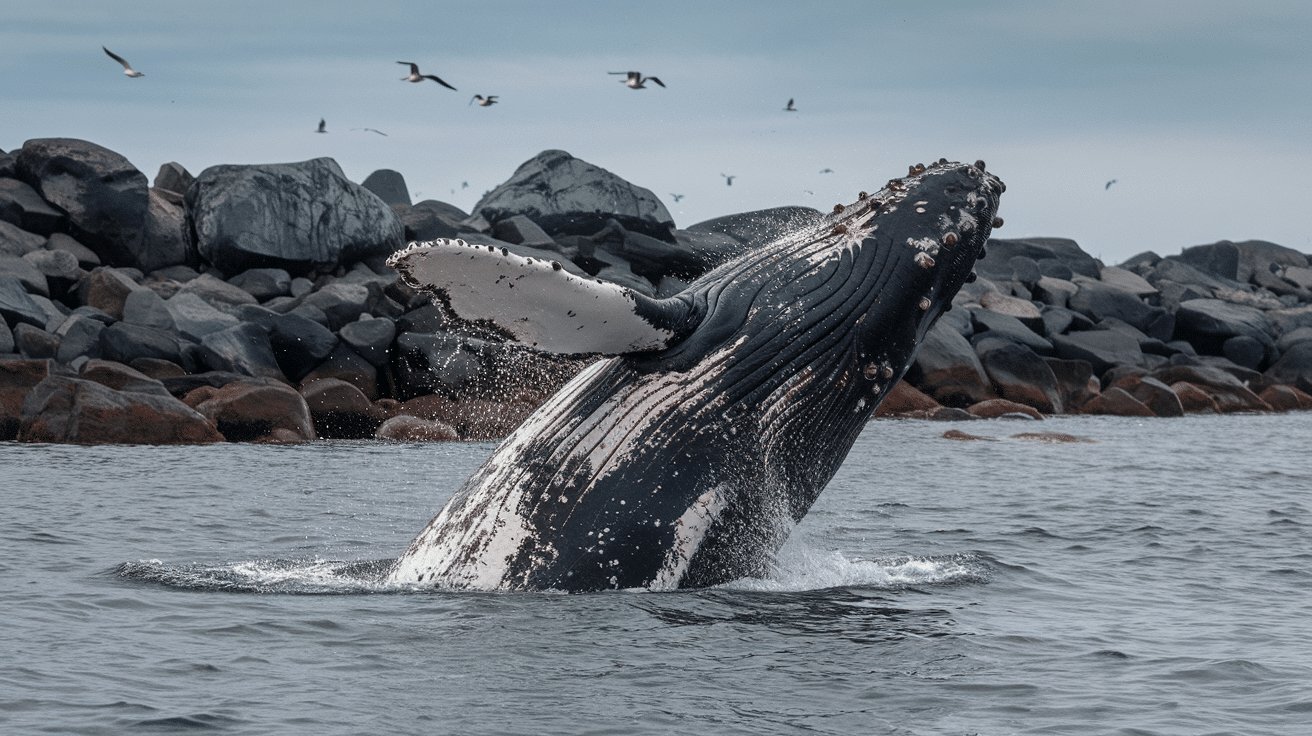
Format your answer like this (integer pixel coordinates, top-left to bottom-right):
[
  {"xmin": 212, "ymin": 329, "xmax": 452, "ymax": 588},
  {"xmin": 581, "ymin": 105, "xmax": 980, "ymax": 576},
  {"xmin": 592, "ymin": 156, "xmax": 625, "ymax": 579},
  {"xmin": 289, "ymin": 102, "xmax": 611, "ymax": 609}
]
[{"xmin": 385, "ymin": 159, "xmax": 1005, "ymax": 592}]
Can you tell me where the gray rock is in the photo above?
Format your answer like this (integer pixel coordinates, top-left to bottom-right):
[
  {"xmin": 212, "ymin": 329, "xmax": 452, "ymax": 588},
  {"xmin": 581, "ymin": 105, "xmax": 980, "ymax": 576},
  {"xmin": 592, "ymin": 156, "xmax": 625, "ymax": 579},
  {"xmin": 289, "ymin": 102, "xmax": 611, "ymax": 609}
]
[
  {"xmin": 1264, "ymin": 342, "xmax": 1312, "ymax": 394},
  {"xmin": 1174, "ymin": 241, "xmax": 1239, "ymax": 281},
  {"xmin": 1147, "ymin": 257, "xmax": 1246, "ymax": 294},
  {"xmin": 976, "ymin": 338, "xmax": 1064, "ymax": 414},
  {"xmin": 1118, "ymin": 251, "xmax": 1162, "ymax": 274},
  {"xmin": 1050, "ymin": 330, "xmax": 1145, "ymax": 375},
  {"xmin": 1276, "ymin": 326, "xmax": 1312, "ymax": 352},
  {"xmin": 153, "ymin": 162, "xmax": 195, "ymax": 197},
  {"xmin": 1100, "ymin": 266, "xmax": 1158, "ymax": 299},
  {"xmin": 228, "ymin": 268, "xmax": 292, "ymax": 301},
  {"xmin": 0, "ymin": 150, "xmax": 14, "ymax": 179},
  {"xmin": 969, "ymin": 307, "xmax": 1053, "ymax": 354},
  {"xmin": 267, "ymin": 312, "xmax": 339, "ymax": 382},
  {"xmin": 138, "ymin": 188, "xmax": 191, "ymax": 274},
  {"xmin": 339, "ymin": 316, "xmax": 395, "ymax": 367},
  {"xmin": 14, "ymin": 138, "xmax": 149, "ymax": 268},
  {"xmin": 122, "ymin": 288, "xmax": 177, "ymax": 332},
  {"xmin": 1154, "ymin": 279, "xmax": 1212, "ymax": 313},
  {"xmin": 289, "ymin": 276, "xmax": 314, "ymax": 299},
  {"xmin": 1031, "ymin": 275, "xmax": 1078, "ymax": 308},
  {"xmin": 100, "ymin": 322, "xmax": 183, "ymax": 365},
  {"xmin": 151, "ymin": 265, "xmax": 201, "ymax": 283},
  {"xmin": 905, "ymin": 321, "xmax": 993, "ymax": 407},
  {"xmin": 46, "ymin": 233, "xmax": 100, "ymax": 270},
  {"xmin": 175, "ymin": 272, "xmax": 259, "ymax": 314},
  {"xmin": 473, "ymin": 150, "xmax": 676, "ymax": 242},
  {"xmin": 361, "ymin": 169, "xmax": 412, "ymax": 207},
  {"xmin": 75, "ymin": 266, "xmax": 145, "ymax": 320},
  {"xmin": 0, "ymin": 273, "xmax": 49, "ymax": 330},
  {"xmin": 1283, "ymin": 265, "xmax": 1312, "ymax": 291},
  {"xmin": 685, "ymin": 206, "xmax": 823, "ymax": 250},
  {"xmin": 299, "ymin": 282, "xmax": 371, "ymax": 330},
  {"xmin": 53, "ymin": 314, "xmax": 106, "ymax": 363},
  {"xmin": 197, "ymin": 322, "xmax": 286, "ymax": 382},
  {"xmin": 29, "ymin": 294, "xmax": 69, "ymax": 330},
  {"xmin": 492, "ymin": 214, "xmax": 556, "ymax": 248},
  {"xmin": 399, "ymin": 200, "xmax": 466, "ymax": 242},
  {"xmin": 300, "ymin": 342, "xmax": 379, "ymax": 400},
  {"xmin": 1173, "ymin": 299, "xmax": 1277, "ymax": 364},
  {"xmin": 0, "ymin": 177, "xmax": 64, "ymax": 235},
  {"xmin": 1069, "ymin": 277, "xmax": 1173, "ymax": 341},
  {"xmin": 164, "ymin": 291, "xmax": 240, "ymax": 341},
  {"xmin": 1040, "ymin": 305, "xmax": 1095, "ymax": 336},
  {"xmin": 978, "ymin": 238, "xmax": 1101, "ymax": 280},
  {"xmin": 14, "ymin": 323, "xmax": 59, "ymax": 359},
  {"xmin": 0, "ymin": 219, "xmax": 46, "ymax": 257},
  {"xmin": 1229, "ymin": 240, "xmax": 1308, "ymax": 283},
  {"xmin": 23, "ymin": 248, "xmax": 83, "ymax": 282},
  {"xmin": 1265, "ymin": 304, "xmax": 1312, "ymax": 337},
  {"xmin": 0, "ymin": 253, "xmax": 50, "ymax": 297},
  {"xmin": 186, "ymin": 157, "xmax": 404, "ymax": 274},
  {"xmin": 0, "ymin": 320, "xmax": 12, "ymax": 354},
  {"xmin": 979, "ymin": 291, "xmax": 1044, "ymax": 331},
  {"xmin": 1222, "ymin": 335, "xmax": 1266, "ymax": 371}
]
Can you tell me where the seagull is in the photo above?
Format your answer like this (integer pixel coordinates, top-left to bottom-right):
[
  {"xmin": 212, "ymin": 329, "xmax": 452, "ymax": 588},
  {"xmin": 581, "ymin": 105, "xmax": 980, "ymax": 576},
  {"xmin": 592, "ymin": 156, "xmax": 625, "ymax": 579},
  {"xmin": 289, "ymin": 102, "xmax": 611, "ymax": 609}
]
[
  {"xmin": 461, "ymin": 181, "xmax": 469, "ymax": 189},
  {"xmin": 609, "ymin": 71, "xmax": 664, "ymax": 89},
  {"xmin": 352, "ymin": 127, "xmax": 388, "ymax": 136},
  {"xmin": 470, "ymin": 95, "xmax": 498, "ymax": 106},
  {"xmin": 784, "ymin": 98, "xmax": 797, "ymax": 111},
  {"xmin": 103, "ymin": 47, "xmax": 144, "ymax": 78},
  {"xmin": 397, "ymin": 62, "xmax": 456, "ymax": 90},
  {"xmin": 670, "ymin": 193, "xmax": 684, "ymax": 202},
  {"xmin": 1105, "ymin": 179, "xmax": 1117, "ymax": 190},
  {"xmin": 819, "ymin": 168, "xmax": 833, "ymax": 174},
  {"xmin": 316, "ymin": 119, "xmax": 327, "ymax": 133},
  {"xmin": 721, "ymin": 174, "xmax": 735, "ymax": 186}
]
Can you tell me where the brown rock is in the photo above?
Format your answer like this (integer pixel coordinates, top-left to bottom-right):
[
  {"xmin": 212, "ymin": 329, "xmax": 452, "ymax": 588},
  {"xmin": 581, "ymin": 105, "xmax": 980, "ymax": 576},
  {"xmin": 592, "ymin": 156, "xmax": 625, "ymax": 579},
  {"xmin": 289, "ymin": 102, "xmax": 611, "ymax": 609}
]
[
  {"xmin": 1080, "ymin": 387, "xmax": 1155, "ymax": 416},
  {"xmin": 1011, "ymin": 432, "xmax": 1096, "ymax": 443},
  {"xmin": 374, "ymin": 414, "xmax": 459, "ymax": 442},
  {"xmin": 967, "ymin": 398, "xmax": 1044, "ymax": 420},
  {"xmin": 1043, "ymin": 358, "xmax": 1098, "ymax": 413},
  {"xmin": 77, "ymin": 267, "xmax": 143, "ymax": 320},
  {"xmin": 77, "ymin": 359, "xmax": 164, "ymax": 393},
  {"xmin": 193, "ymin": 382, "xmax": 315, "ymax": 443},
  {"xmin": 1257, "ymin": 385, "xmax": 1308, "ymax": 412},
  {"xmin": 941, "ymin": 429, "xmax": 994, "ymax": 441},
  {"xmin": 18, "ymin": 374, "xmax": 223, "ymax": 444},
  {"xmin": 1108, "ymin": 375, "xmax": 1185, "ymax": 417},
  {"xmin": 1170, "ymin": 382, "xmax": 1220, "ymax": 414},
  {"xmin": 300, "ymin": 343, "xmax": 378, "ymax": 400},
  {"xmin": 1151, "ymin": 364, "xmax": 1271, "ymax": 413},
  {"xmin": 874, "ymin": 380, "xmax": 942, "ymax": 416},
  {"xmin": 0, "ymin": 358, "xmax": 50, "ymax": 440},
  {"xmin": 129, "ymin": 357, "xmax": 187, "ymax": 380},
  {"xmin": 300, "ymin": 377, "xmax": 386, "ymax": 439}
]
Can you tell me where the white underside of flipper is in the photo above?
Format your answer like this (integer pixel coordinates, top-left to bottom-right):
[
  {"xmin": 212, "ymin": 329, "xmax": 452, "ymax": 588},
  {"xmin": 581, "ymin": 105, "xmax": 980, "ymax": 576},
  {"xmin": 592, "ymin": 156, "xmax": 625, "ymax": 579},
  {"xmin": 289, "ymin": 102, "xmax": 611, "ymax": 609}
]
[{"xmin": 387, "ymin": 239, "xmax": 676, "ymax": 355}]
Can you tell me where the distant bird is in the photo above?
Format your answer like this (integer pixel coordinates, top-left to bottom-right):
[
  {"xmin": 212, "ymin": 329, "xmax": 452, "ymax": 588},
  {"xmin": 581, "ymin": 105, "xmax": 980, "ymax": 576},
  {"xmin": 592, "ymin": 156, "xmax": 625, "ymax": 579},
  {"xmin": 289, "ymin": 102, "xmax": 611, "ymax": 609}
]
[
  {"xmin": 352, "ymin": 127, "xmax": 388, "ymax": 136},
  {"xmin": 784, "ymin": 98, "xmax": 797, "ymax": 111},
  {"xmin": 397, "ymin": 62, "xmax": 456, "ymax": 90},
  {"xmin": 670, "ymin": 193, "xmax": 684, "ymax": 202},
  {"xmin": 103, "ymin": 47, "xmax": 144, "ymax": 78},
  {"xmin": 316, "ymin": 119, "xmax": 327, "ymax": 133},
  {"xmin": 470, "ymin": 95, "xmax": 498, "ymax": 107},
  {"xmin": 819, "ymin": 168, "xmax": 833, "ymax": 174},
  {"xmin": 803, "ymin": 189, "xmax": 814, "ymax": 195},
  {"xmin": 1105, "ymin": 179, "xmax": 1117, "ymax": 190},
  {"xmin": 609, "ymin": 71, "xmax": 664, "ymax": 89},
  {"xmin": 721, "ymin": 174, "xmax": 735, "ymax": 186},
  {"xmin": 461, "ymin": 181, "xmax": 469, "ymax": 189}
]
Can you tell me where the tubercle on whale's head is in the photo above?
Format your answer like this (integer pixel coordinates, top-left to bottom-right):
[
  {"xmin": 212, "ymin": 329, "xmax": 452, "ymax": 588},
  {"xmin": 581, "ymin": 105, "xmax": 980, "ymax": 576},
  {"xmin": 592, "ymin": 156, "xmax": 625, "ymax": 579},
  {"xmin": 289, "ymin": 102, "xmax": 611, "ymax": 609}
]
[{"xmin": 846, "ymin": 159, "xmax": 1005, "ymax": 371}]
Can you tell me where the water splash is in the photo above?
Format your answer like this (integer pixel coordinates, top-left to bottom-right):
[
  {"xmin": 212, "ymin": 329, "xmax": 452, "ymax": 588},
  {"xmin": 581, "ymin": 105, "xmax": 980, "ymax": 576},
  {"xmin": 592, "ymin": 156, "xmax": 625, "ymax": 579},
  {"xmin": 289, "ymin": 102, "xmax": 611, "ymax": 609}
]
[
  {"xmin": 724, "ymin": 544, "xmax": 990, "ymax": 593},
  {"xmin": 115, "ymin": 558, "xmax": 397, "ymax": 594}
]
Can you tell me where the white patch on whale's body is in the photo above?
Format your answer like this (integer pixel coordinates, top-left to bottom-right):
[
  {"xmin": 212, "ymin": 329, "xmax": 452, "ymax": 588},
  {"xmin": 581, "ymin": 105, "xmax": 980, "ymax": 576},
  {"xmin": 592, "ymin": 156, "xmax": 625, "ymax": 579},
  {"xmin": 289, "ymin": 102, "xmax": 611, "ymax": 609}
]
[{"xmin": 387, "ymin": 239, "xmax": 674, "ymax": 355}]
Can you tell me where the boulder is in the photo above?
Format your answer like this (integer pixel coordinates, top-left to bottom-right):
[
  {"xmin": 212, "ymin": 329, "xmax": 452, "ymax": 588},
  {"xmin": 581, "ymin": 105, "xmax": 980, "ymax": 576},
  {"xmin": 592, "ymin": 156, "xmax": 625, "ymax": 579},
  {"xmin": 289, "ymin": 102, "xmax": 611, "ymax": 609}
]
[
  {"xmin": 1170, "ymin": 381, "xmax": 1220, "ymax": 413},
  {"xmin": 977, "ymin": 238, "xmax": 1101, "ymax": 280},
  {"xmin": 298, "ymin": 281, "xmax": 372, "ymax": 330},
  {"xmin": 18, "ymin": 373, "xmax": 222, "ymax": 444},
  {"xmin": 76, "ymin": 267, "xmax": 144, "ymax": 321},
  {"xmin": 186, "ymin": 157, "xmax": 404, "ymax": 274},
  {"xmin": 586, "ymin": 219, "xmax": 708, "ymax": 282},
  {"xmin": 966, "ymin": 398, "xmax": 1043, "ymax": 420},
  {"xmin": 197, "ymin": 323, "xmax": 285, "ymax": 381},
  {"xmin": 977, "ymin": 340, "xmax": 1064, "ymax": 414},
  {"xmin": 873, "ymin": 380, "xmax": 942, "ymax": 416},
  {"xmin": 13, "ymin": 324, "xmax": 58, "ymax": 359},
  {"xmin": 53, "ymin": 313, "xmax": 105, "ymax": 363},
  {"xmin": 1264, "ymin": 342, "xmax": 1312, "ymax": 394},
  {"xmin": 265, "ymin": 311, "xmax": 339, "ymax": 382},
  {"xmin": 24, "ymin": 249, "xmax": 83, "ymax": 286},
  {"xmin": 1068, "ymin": 277, "xmax": 1173, "ymax": 340},
  {"xmin": 904, "ymin": 322, "xmax": 993, "ymax": 407},
  {"xmin": 1080, "ymin": 387, "xmax": 1156, "ymax": 417},
  {"xmin": 191, "ymin": 381, "xmax": 315, "ymax": 442},
  {"xmin": 1043, "ymin": 358, "xmax": 1099, "ymax": 412},
  {"xmin": 1258, "ymin": 384, "xmax": 1311, "ymax": 412},
  {"xmin": 1229, "ymin": 240, "xmax": 1308, "ymax": 284},
  {"xmin": 1050, "ymin": 330, "xmax": 1144, "ymax": 375},
  {"xmin": 0, "ymin": 253, "xmax": 50, "ymax": 298},
  {"xmin": 300, "ymin": 342, "xmax": 378, "ymax": 400},
  {"xmin": 1040, "ymin": 305, "xmax": 1095, "ymax": 337},
  {"xmin": 99, "ymin": 321, "xmax": 182, "ymax": 365},
  {"xmin": 969, "ymin": 308, "xmax": 1052, "ymax": 354},
  {"xmin": 14, "ymin": 138, "xmax": 149, "ymax": 267},
  {"xmin": 0, "ymin": 219, "xmax": 48, "ymax": 257},
  {"xmin": 138, "ymin": 188, "xmax": 191, "ymax": 273},
  {"xmin": 399, "ymin": 200, "xmax": 465, "ymax": 242},
  {"xmin": 1173, "ymin": 299, "xmax": 1277, "ymax": 365},
  {"xmin": 1107, "ymin": 375, "xmax": 1184, "ymax": 417},
  {"xmin": 300, "ymin": 377, "xmax": 387, "ymax": 438},
  {"xmin": 374, "ymin": 414, "xmax": 458, "ymax": 442},
  {"xmin": 0, "ymin": 177, "xmax": 64, "ymax": 235},
  {"xmin": 685, "ymin": 206, "xmax": 824, "ymax": 251},
  {"xmin": 1174, "ymin": 242, "xmax": 1239, "ymax": 281},
  {"xmin": 361, "ymin": 169, "xmax": 412, "ymax": 207},
  {"xmin": 339, "ymin": 316, "xmax": 395, "ymax": 367},
  {"xmin": 164, "ymin": 291, "xmax": 240, "ymax": 342},
  {"xmin": 472, "ymin": 150, "xmax": 676, "ymax": 242},
  {"xmin": 1032, "ymin": 276, "xmax": 1078, "ymax": 308},
  {"xmin": 0, "ymin": 321, "xmax": 12, "ymax": 354},
  {"xmin": 1146, "ymin": 257, "xmax": 1246, "ymax": 294},
  {"xmin": 1149, "ymin": 364, "xmax": 1271, "ymax": 413},
  {"xmin": 0, "ymin": 359, "xmax": 48, "ymax": 439},
  {"xmin": 1266, "ymin": 305, "xmax": 1312, "ymax": 337},
  {"xmin": 174, "ymin": 272, "xmax": 259, "ymax": 315},
  {"xmin": 1099, "ymin": 266, "xmax": 1158, "ymax": 299},
  {"xmin": 153, "ymin": 162, "xmax": 195, "ymax": 198},
  {"xmin": 1276, "ymin": 327, "xmax": 1312, "ymax": 352}
]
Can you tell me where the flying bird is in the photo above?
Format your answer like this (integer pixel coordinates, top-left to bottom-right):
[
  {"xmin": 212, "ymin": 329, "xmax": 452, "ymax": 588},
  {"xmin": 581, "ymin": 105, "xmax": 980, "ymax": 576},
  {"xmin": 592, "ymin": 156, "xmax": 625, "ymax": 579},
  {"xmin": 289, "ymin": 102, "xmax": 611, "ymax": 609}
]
[
  {"xmin": 784, "ymin": 98, "xmax": 797, "ymax": 111},
  {"xmin": 819, "ymin": 168, "xmax": 833, "ymax": 174},
  {"xmin": 670, "ymin": 193, "xmax": 684, "ymax": 202},
  {"xmin": 470, "ymin": 95, "xmax": 498, "ymax": 106},
  {"xmin": 352, "ymin": 127, "xmax": 388, "ymax": 136},
  {"xmin": 1105, "ymin": 179, "xmax": 1117, "ymax": 190},
  {"xmin": 461, "ymin": 181, "xmax": 469, "ymax": 189},
  {"xmin": 721, "ymin": 174, "xmax": 735, "ymax": 186},
  {"xmin": 103, "ymin": 47, "xmax": 144, "ymax": 78},
  {"xmin": 397, "ymin": 62, "xmax": 456, "ymax": 90},
  {"xmin": 609, "ymin": 71, "xmax": 664, "ymax": 89}
]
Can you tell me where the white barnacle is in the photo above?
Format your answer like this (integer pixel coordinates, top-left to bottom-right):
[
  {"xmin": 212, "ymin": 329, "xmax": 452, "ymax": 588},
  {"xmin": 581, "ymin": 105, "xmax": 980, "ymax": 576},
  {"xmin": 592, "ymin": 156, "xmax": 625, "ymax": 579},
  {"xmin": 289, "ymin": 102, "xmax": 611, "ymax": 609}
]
[
  {"xmin": 919, "ymin": 296, "xmax": 931, "ymax": 310},
  {"xmin": 915, "ymin": 252, "xmax": 936, "ymax": 269}
]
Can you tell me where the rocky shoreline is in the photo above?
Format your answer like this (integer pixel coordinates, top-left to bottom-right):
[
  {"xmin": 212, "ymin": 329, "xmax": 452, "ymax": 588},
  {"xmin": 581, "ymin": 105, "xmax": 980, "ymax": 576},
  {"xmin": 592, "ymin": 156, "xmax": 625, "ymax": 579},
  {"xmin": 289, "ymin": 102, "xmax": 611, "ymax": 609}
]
[{"xmin": 2, "ymin": 138, "xmax": 1310, "ymax": 445}]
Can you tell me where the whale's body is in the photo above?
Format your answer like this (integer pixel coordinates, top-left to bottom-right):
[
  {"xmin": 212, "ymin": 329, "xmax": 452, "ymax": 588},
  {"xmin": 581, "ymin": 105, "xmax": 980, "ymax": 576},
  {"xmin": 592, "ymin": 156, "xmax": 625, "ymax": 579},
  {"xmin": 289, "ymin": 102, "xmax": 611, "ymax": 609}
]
[{"xmin": 386, "ymin": 160, "xmax": 1005, "ymax": 592}]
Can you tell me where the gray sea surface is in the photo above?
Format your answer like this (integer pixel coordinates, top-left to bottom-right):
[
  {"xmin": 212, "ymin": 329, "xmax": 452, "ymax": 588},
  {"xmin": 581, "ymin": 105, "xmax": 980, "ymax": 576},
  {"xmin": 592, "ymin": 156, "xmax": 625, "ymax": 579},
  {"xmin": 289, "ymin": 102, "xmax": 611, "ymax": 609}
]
[{"xmin": 2, "ymin": 413, "xmax": 1310, "ymax": 735}]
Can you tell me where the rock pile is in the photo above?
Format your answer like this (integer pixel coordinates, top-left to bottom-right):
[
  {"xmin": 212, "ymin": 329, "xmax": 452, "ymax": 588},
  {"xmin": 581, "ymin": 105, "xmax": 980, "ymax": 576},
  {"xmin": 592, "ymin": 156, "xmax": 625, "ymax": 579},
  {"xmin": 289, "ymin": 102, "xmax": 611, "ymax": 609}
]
[{"xmin": 3, "ymin": 138, "xmax": 1310, "ymax": 444}]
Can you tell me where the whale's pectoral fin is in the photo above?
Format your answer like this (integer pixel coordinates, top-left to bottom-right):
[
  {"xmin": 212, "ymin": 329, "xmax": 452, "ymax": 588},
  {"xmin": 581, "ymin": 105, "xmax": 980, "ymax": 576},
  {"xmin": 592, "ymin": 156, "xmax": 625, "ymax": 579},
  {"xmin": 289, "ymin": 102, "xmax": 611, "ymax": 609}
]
[{"xmin": 387, "ymin": 239, "xmax": 699, "ymax": 355}]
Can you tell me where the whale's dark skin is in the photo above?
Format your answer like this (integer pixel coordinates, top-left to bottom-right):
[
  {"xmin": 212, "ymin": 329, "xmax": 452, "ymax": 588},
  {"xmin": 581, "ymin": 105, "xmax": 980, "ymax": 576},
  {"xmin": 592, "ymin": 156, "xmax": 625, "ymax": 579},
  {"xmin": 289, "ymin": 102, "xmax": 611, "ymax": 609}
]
[{"xmin": 385, "ymin": 159, "xmax": 1005, "ymax": 592}]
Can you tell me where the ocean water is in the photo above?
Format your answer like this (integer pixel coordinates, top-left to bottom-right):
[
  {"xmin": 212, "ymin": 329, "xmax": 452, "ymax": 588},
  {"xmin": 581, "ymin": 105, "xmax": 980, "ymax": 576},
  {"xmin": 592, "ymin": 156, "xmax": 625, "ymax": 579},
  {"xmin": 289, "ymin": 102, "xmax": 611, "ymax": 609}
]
[{"xmin": 2, "ymin": 413, "xmax": 1310, "ymax": 736}]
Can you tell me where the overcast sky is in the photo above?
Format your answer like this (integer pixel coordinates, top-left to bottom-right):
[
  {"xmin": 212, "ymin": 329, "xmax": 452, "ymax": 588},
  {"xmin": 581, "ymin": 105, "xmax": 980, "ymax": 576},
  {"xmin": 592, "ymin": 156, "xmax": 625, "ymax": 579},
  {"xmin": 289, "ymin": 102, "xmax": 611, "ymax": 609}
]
[{"xmin": 4, "ymin": 1, "xmax": 1310, "ymax": 265}]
